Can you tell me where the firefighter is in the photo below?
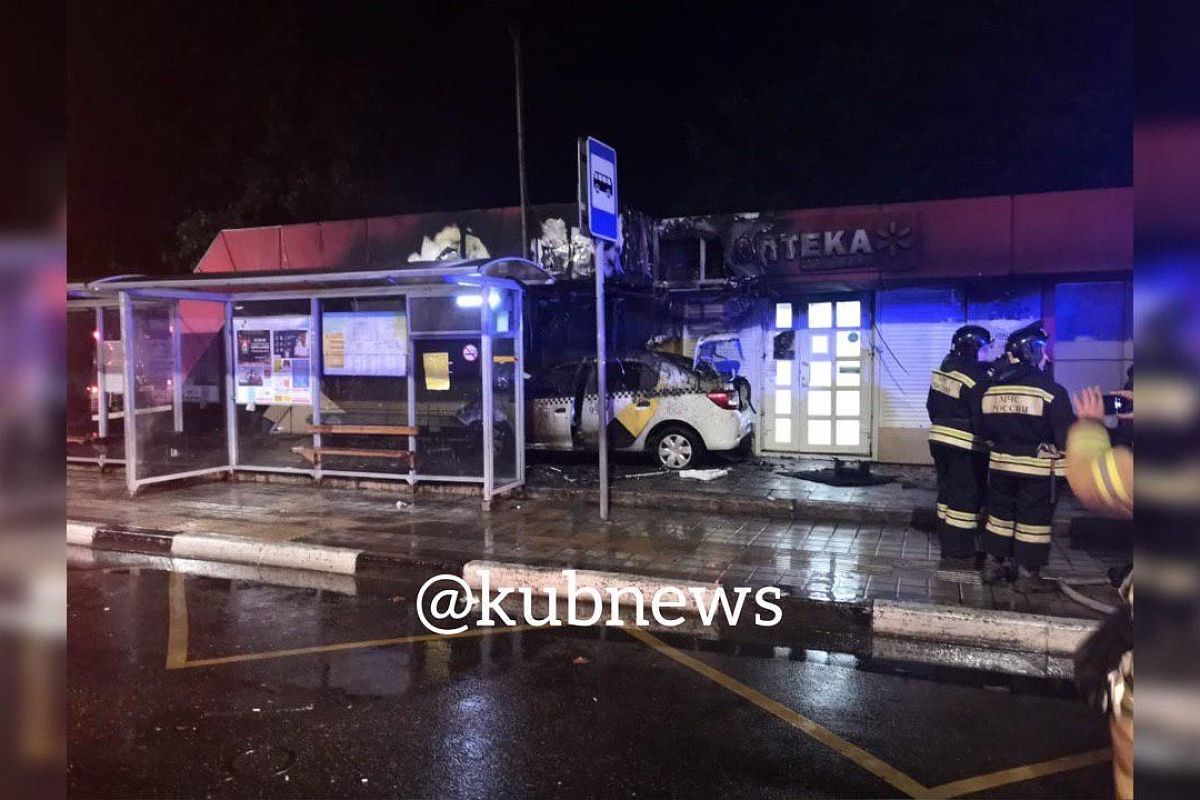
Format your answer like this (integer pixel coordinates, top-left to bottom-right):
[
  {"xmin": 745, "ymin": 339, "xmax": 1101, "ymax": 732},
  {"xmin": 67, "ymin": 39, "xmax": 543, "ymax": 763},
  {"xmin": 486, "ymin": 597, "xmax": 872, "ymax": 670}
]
[
  {"xmin": 926, "ymin": 325, "xmax": 994, "ymax": 568},
  {"xmin": 976, "ymin": 321, "xmax": 1076, "ymax": 591}
]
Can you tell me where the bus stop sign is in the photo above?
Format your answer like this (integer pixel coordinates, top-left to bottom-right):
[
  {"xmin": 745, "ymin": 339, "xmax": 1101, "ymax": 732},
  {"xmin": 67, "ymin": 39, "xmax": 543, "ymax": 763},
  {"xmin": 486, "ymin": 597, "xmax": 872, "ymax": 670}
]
[{"xmin": 581, "ymin": 137, "xmax": 618, "ymax": 243}]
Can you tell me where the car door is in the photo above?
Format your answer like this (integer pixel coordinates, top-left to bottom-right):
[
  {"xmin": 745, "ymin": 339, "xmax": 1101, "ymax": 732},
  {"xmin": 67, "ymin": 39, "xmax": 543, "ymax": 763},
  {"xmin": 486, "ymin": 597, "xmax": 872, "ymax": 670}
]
[
  {"xmin": 528, "ymin": 361, "xmax": 581, "ymax": 450},
  {"xmin": 579, "ymin": 359, "xmax": 660, "ymax": 450}
]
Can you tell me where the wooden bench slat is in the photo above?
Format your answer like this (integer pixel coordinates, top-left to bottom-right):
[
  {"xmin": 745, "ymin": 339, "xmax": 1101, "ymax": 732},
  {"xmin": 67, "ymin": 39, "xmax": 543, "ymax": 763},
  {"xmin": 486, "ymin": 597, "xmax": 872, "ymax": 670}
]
[
  {"xmin": 306, "ymin": 424, "xmax": 418, "ymax": 436},
  {"xmin": 292, "ymin": 446, "xmax": 415, "ymax": 464}
]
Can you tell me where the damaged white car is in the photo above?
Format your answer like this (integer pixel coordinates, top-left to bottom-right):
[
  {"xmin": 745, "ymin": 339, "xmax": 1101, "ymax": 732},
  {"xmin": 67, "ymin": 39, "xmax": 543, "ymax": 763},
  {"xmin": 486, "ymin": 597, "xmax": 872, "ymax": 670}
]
[{"xmin": 527, "ymin": 352, "xmax": 753, "ymax": 470}]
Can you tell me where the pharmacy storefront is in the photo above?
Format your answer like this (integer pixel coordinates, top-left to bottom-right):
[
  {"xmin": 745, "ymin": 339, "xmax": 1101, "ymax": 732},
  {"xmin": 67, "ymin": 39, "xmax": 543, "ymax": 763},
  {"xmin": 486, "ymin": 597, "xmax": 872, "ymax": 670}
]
[{"xmin": 654, "ymin": 188, "xmax": 1133, "ymax": 464}]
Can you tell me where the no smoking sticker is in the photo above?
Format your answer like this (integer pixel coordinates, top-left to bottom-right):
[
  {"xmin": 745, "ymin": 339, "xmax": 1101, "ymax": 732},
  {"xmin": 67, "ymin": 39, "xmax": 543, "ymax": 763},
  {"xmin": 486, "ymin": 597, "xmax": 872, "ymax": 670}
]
[{"xmin": 462, "ymin": 344, "xmax": 478, "ymax": 362}]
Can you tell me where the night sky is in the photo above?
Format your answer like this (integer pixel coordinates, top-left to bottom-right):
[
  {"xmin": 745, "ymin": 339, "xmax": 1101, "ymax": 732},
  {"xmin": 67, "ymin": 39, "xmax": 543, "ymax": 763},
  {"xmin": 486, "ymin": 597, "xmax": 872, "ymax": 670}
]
[{"xmin": 67, "ymin": 0, "xmax": 1132, "ymax": 280}]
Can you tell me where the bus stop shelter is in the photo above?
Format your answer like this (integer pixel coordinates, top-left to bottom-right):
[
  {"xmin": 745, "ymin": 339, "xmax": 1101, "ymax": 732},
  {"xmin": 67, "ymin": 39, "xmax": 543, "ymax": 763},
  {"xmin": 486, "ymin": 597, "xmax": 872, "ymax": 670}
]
[{"xmin": 67, "ymin": 258, "xmax": 550, "ymax": 506}]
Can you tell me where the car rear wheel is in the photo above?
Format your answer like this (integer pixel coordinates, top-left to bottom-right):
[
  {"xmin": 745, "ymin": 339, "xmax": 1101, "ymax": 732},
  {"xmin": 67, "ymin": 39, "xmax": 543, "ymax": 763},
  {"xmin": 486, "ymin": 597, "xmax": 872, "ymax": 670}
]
[{"xmin": 653, "ymin": 426, "xmax": 704, "ymax": 470}]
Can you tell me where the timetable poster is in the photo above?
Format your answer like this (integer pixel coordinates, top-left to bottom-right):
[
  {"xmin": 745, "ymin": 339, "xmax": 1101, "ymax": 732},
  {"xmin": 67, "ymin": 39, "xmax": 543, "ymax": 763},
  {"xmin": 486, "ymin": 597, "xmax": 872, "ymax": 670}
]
[{"xmin": 322, "ymin": 311, "xmax": 408, "ymax": 377}]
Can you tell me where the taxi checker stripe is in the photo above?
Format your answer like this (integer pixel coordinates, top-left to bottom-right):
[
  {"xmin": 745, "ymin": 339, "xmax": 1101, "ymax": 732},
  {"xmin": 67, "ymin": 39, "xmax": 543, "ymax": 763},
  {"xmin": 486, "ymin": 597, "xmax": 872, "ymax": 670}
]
[{"xmin": 984, "ymin": 384, "xmax": 1055, "ymax": 402}]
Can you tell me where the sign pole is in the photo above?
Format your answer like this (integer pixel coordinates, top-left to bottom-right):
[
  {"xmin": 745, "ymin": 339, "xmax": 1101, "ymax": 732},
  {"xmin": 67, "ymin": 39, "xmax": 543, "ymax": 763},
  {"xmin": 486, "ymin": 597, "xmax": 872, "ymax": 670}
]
[
  {"xmin": 595, "ymin": 237, "xmax": 609, "ymax": 521},
  {"xmin": 580, "ymin": 136, "xmax": 618, "ymax": 522}
]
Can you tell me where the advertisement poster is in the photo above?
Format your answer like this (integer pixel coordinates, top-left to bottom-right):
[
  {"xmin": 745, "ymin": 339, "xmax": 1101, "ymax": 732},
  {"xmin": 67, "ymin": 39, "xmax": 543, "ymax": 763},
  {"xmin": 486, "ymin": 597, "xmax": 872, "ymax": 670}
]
[
  {"xmin": 233, "ymin": 316, "xmax": 313, "ymax": 405},
  {"xmin": 322, "ymin": 311, "xmax": 408, "ymax": 377}
]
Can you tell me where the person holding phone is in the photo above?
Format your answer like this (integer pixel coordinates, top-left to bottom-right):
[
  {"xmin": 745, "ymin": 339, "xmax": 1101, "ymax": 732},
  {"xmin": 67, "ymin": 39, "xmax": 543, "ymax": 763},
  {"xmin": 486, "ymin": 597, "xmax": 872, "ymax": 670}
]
[{"xmin": 1067, "ymin": 385, "xmax": 1133, "ymax": 800}]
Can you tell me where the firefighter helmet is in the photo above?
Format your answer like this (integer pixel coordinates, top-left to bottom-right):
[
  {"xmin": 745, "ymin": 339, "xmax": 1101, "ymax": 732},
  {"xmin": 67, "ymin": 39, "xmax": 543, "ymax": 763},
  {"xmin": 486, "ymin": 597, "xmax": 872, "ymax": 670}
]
[
  {"xmin": 1005, "ymin": 321, "xmax": 1049, "ymax": 366},
  {"xmin": 950, "ymin": 325, "xmax": 992, "ymax": 358}
]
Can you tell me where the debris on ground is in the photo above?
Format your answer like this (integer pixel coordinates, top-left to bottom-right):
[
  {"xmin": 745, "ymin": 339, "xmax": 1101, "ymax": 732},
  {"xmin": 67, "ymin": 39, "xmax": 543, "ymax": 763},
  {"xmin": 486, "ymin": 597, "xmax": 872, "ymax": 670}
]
[
  {"xmin": 395, "ymin": 500, "xmax": 413, "ymax": 510},
  {"xmin": 678, "ymin": 467, "xmax": 730, "ymax": 481},
  {"xmin": 618, "ymin": 470, "xmax": 667, "ymax": 480},
  {"xmin": 572, "ymin": 655, "xmax": 591, "ymax": 665},
  {"xmin": 389, "ymin": 595, "xmax": 405, "ymax": 604}
]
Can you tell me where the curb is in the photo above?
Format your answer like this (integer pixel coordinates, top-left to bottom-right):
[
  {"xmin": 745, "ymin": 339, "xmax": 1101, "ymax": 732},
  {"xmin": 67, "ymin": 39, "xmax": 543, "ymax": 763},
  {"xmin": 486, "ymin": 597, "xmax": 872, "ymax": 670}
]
[
  {"xmin": 66, "ymin": 520, "xmax": 465, "ymax": 576},
  {"xmin": 872, "ymin": 599, "xmax": 1098, "ymax": 656},
  {"xmin": 68, "ymin": 519, "xmax": 1095, "ymax": 660},
  {"xmin": 516, "ymin": 485, "xmax": 915, "ymax": 524}
]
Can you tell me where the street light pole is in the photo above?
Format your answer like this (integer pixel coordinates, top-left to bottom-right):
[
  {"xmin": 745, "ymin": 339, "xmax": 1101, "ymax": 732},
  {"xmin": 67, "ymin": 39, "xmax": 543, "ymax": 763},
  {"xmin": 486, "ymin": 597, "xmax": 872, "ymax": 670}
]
[{"xmin": 510, "ymin": 25, "xmax": 530, "ymax": 257}]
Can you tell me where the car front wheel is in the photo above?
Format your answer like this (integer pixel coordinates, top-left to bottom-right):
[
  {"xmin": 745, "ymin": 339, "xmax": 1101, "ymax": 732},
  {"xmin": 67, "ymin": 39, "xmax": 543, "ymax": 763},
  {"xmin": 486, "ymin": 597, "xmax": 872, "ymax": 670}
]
[{"xmin": 653, "ymin": 426, "xmax": 704, "ymax": 470}]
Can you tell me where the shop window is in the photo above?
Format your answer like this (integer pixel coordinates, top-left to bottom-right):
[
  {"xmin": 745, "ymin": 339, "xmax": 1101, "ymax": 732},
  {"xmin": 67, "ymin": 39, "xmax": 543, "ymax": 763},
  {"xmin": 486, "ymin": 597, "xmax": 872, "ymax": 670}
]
[
  {"xmin": 774, "ymin": 417, "xmax": 791, "ymax": 444},
  {"xmin": 836, "ymin": 419, "xmax": 860, "ymax": 446},
  {"xmin": 775, "ymin": 303, "xmax": 793, "ymax": 329},
  {"xmin": 809, "ymin": 390, "xmax": 832, "ymax": 417},
  {"xmin": 808, "ymin": 419, "xmax": 832, "ymax": 446},
  {"xmin": 836, "ymin": 330, "xmax": 861, "ymax": 358},
  {"xmin": 836, "ymin": 361, "xmax": 861, "ymax": 386},
  {"xmin": 657, "ymin": 237, "xmax": 701, "ymax": 282},
  {"xmin": 836, "ymin": 301, "xmax": 861, "ymax": 328},
  {"xmin": 808, "ymin": 302, "xmax": 833, "ymax": 329},
  {"xmin": 775, "ymin": 359, "xmax": 792, "ymax": 385},
  {"xmin": 810, "ymin": 361, "xmax": 832, "ymax": 387},
  {"xmin": 774, "ymin": 389, "xmax": 792, "ymax": 412},
  {"xmin": 811, "ymin": 335, "xmax": 828, "ymax": 354},
  {"xmin": 836, "ymin": 390, "xmax": 860, "ymax": 417},
  {"xmin": 1056, "ymin": 281, "xmax": 1130, "ymax": 341},
  {"xmin": 702, "ymin": 238, "xmax": 727, "ymax": 281}
]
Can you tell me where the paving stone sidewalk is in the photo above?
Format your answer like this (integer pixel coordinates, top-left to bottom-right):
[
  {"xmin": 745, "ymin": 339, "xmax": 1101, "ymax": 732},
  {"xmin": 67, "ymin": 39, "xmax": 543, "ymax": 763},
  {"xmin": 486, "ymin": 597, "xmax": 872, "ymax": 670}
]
[{"xmin": 67, "ymin": 467, "xmax": 1128, "ymax": 620}]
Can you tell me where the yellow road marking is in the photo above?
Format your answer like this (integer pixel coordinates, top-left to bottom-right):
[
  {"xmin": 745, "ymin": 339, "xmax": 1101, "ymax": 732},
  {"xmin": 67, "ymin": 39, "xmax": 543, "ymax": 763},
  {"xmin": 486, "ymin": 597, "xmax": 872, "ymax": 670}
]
[
  {"xmin": 925, "ymin": 747, "xmax": 1112, "ymax": 798},
  {"xmin": 174, "ymin": 625, "xmax": 537, "ymax": 669},
  {"xmin": 623, "ymin": 626, "xmax": 930, "ymax": 798},
  {"xmin": 165, "ymin": 571, "xmax": 534, "ymax": 669},
  {"xmin": 166, "ymin": 572, "xmax": 189, "ymax": 669},
  {"xmin": 164, "ymin": 576, "xmax": 1108, "ymax": 796}
]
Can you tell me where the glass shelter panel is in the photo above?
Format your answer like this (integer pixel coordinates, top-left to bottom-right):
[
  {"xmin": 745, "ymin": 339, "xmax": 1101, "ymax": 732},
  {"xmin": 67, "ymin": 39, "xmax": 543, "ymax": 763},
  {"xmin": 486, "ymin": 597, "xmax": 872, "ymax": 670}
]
[
  {"xmin": 232, "ymin": 300, "xmax": 315, "ymax": 469},
  {"xmin": 66, "ymin": 308, "xmax": 99, "ymax": 458},
  {"xmin": 128, "ymin": 299, "xmax": 229, "ymax": 482},
  {"xmin": 316, "ymin": 296, "xmax": 411, "ymax": 475},
  {"xmin": 488, "ymin": 287, "xmax": 520, "ymax": 485}
]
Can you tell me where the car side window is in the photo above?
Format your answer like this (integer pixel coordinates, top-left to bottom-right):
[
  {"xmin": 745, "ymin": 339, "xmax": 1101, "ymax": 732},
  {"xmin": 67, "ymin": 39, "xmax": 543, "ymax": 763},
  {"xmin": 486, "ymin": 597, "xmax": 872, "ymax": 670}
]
[
  {"xmin": 532, "ymin": 363, "xmax": 579, "ymax": 399},
  {"xmin": 620, "ymin": 360, "xmax": 660, "ymax": 392}
]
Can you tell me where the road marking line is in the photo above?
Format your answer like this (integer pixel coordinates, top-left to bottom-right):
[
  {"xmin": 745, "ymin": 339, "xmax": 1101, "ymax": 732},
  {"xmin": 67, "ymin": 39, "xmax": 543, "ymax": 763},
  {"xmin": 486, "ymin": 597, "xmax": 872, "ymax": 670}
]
[
  {"xmin": 623, "ymin": 626, "xmax": 930, "ymax": 798},
  {"xmin": 164, "ymin": 573, "xmax": 535, "ymax": 669},
  {"xmin": 174, "ymin": 625, "xmax": 537, "ymax": 669},
  {"xmin": 925, "ymin": 747, "xmax": 1112, "ymax": 798},
  {"xmin": 166, "ymin": 572, "xmax": 189, "ymax": 669}
]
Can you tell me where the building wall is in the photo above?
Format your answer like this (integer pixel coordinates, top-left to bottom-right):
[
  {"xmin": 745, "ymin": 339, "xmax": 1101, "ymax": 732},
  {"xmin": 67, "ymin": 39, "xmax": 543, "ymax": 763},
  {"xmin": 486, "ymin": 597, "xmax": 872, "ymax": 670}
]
[{"xmin": 874, "ymin": 278, "xmax": 1132, "ymax": 465}]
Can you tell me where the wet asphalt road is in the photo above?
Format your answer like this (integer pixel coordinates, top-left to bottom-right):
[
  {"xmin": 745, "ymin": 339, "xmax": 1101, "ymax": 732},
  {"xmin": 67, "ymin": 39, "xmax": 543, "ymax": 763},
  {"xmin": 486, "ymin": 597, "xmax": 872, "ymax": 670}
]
[{"xmin": 67, "ymin": 552, "xmax": 1112, "ymax": 799}]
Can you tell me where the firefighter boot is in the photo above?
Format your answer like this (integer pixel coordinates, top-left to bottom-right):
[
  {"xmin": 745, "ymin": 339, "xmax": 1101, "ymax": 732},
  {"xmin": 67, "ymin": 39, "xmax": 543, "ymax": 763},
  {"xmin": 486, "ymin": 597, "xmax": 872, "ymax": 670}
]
[{"xmin": 981, "ymin": 555, "xmax": 1010, "ymax": 585}]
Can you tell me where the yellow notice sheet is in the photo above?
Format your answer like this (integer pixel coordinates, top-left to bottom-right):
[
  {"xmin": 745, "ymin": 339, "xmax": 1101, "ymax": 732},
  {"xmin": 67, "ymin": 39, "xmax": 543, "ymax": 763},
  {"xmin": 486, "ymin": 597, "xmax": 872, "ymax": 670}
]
[{"xmin": 423, "ymin": 352, "xmax": 451, "ymax": 391}]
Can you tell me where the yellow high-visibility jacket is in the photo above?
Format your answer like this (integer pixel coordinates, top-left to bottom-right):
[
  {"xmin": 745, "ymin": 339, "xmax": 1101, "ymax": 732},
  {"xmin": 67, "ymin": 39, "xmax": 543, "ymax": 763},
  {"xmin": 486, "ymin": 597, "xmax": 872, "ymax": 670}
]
[{"xmin": 1065, "ymin": 420, "xmax": 1133, "ymax": 519}]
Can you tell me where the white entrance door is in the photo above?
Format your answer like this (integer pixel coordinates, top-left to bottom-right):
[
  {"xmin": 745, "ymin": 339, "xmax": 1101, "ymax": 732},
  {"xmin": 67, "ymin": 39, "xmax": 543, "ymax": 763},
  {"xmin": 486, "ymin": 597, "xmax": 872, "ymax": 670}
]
[{"xmin": 763, "ymin": 297, "xmax": 874, "ymax": 456}]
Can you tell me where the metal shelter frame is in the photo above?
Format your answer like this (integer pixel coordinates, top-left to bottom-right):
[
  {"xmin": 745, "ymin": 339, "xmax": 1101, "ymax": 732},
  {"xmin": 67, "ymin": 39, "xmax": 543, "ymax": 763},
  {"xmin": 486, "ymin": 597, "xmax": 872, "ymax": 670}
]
[{"xmin": 68, "ymin": 258, "xmax": 550, "ymax": 506}]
